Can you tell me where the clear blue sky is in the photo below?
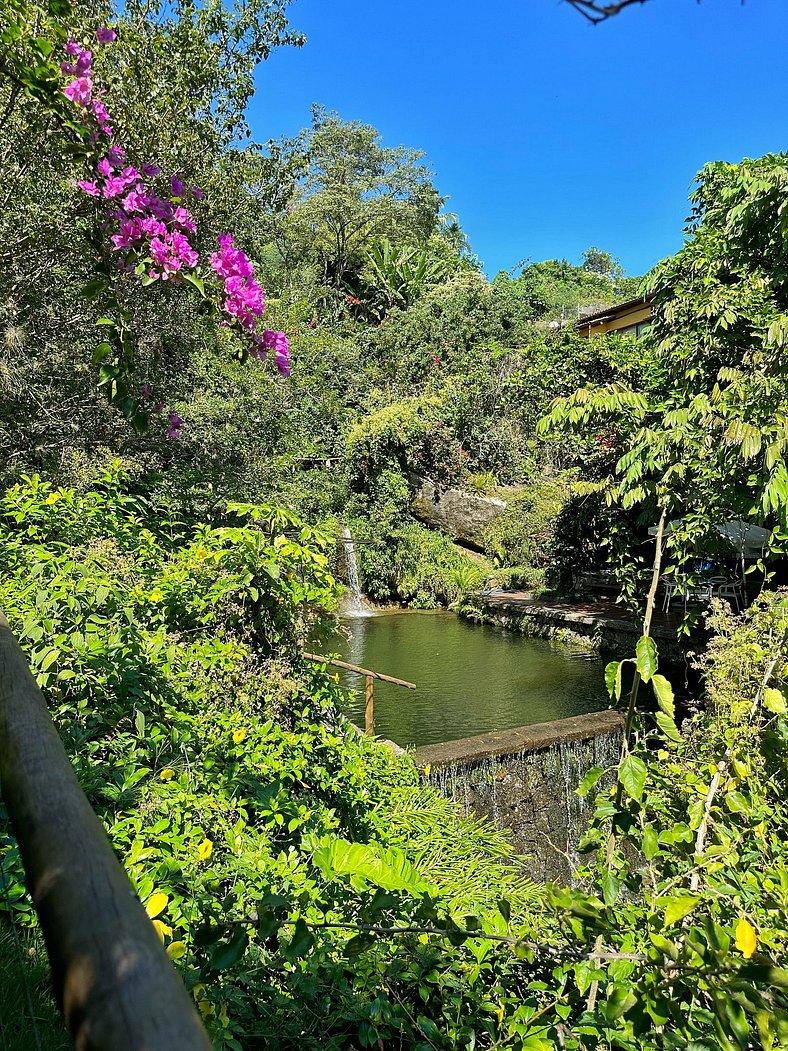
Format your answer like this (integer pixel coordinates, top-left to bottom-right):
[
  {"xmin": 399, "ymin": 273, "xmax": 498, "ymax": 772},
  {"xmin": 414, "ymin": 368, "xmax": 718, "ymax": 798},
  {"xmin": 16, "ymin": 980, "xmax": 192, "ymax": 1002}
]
[{"xmin": 251, "ymin": 0, "xmax": 788, "ymax": 279}]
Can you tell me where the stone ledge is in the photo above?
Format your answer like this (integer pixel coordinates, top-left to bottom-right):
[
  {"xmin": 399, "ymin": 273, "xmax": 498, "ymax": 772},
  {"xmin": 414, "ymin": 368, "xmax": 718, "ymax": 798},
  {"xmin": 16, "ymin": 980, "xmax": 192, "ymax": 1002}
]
[{"xmin": 413, "ymin": 709, "xmax": 623, "ymax": 768}]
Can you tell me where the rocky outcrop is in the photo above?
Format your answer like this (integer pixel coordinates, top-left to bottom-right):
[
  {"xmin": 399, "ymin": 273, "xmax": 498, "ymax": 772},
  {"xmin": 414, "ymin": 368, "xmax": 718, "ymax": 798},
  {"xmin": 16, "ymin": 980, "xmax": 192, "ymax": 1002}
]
[{"xmin": 411, "ymin": 478, "xmax": 506, "ymax": 549}]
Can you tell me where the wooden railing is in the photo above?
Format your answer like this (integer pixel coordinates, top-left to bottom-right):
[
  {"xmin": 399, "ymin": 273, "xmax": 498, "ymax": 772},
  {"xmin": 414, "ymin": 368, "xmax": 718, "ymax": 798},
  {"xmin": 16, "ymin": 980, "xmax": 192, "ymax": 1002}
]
[
  {"xmin": 0, "ymin": 613, "xmax": 212, "ymax": 1050},
  {"xmin": 303, "ymin": 652, "xmax": 416, "ymax": 735}
]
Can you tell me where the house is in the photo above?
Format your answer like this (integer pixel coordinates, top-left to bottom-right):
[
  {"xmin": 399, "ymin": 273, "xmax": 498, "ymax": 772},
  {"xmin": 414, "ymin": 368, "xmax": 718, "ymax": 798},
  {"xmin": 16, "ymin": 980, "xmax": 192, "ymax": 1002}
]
[{"xmin": 575, "ymin": 294, "xmax": 653, "ymax": 338}]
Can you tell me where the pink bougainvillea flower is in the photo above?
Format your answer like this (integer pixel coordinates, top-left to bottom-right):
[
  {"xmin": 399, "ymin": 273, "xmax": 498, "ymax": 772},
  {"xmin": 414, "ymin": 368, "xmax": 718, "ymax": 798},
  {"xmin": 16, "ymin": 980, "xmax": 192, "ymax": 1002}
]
[
  {"xmin": 77, "ymin": 180, "xmax": 101, "ymax": 197},
  {"xmin": 96, "ymin": 27, "xmax": 116, "ymax": 43},
  {"xmin": 170, "ymin": 175, "xmax": 185, "ymax": 197},
  {"xmin": 110, "ymin": 219, "xmax": 143, "ymax": 251},
  {"xmin": 91, "ymin": 99, "xmax": 112, "ymax": 134},
  {"xmin": 97, "ymin": 157, "xmax": 114, "ymax": 177},
  {"xmin": 60, "ymin": 61, "xmax": 76, "ymax": 75},
  {"xmin": 142, "ymin": 163, "xmax": 162, "ymax": 177},
  {"xmin": 191, "ymin": 185, "xmax": 203, "ymax": 199},
  {"xmin": 64, "ymin": 77, "xmax": 92, "ymax": 106},
  {"xmin": 173, "ymin": 207, "xmax": 196, "ymax": 233},
  {"xmin": 65, "ymin": 39, "xmax": 81, "ymax": 55},
  {"xmin": 107, "ymin": 146, "xmax": 127, "ymax": 165},
  {"xmin": 261, "ymin": 330, "xmax": 290, "ymax": 376},
  {"xmin": 75, "ymin": 49, "xmax": 93, "ymax": 75},
  {"xmin": 166, "ymin": 410, "xmax": 183, "ymax": 438}
]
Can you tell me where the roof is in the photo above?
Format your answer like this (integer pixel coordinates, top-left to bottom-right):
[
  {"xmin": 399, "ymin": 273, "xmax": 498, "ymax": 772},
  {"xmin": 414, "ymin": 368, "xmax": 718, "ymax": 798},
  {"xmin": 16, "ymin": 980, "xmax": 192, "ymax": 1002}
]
[{"xmin": 575, "ymin": 293, "xmax": 654, "ymax": 329}]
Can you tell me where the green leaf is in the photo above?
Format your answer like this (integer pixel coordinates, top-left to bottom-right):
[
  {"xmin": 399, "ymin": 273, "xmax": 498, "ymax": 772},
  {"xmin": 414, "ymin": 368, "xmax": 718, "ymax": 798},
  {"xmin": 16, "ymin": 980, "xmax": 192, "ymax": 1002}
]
[
  {"xmin": 81, "ymin": 278, "xmax": 109, "ymax": 299},
  {"xmin": 343, "ymin": 932, "xmax": 375, "ymax": 957},
  {"xmin": 642, "ymin": 825, "xmax": 659, "ymax": 860},
  {"xmin": 312, "ymin": 837, "xmax": 429, "ymax": 894},
  {"xmin": 636, "ymin": 636, "xmax": 658, "ymax": 683},
  {"xmin": 662, "ymin": 894, "xmax": 700, "ymax": 927},
  {"xmin": 91, "ymin": 342, "xmax": 112, "ymax": 365},
  {"xmin": 257, "ymin": 909, "xmax": 281, "ymax": 940},
  {"xmin": 651, "ymin": 673, "xmax": 675, "ymax": 718},
  {"xmin": 601, "ymin": 868, "xmax": 620, "ymax": 905},
  {"xmin": 209, "ymin": 928, "xmax": 249, "ymax": 970},
  {"xmin": 193, "ymin": 925, "xmax": 223, "ymax": 948},
  {"xmin": 182, "ymin": 272, "xmax": 206, "ymax": 296},
  {"xmin": 576, "ymin": 766, "xmax": 604, "ymax": 798},
  {"xmin": 287, "ymin": 918, "xmax": 314, "ymax": 959},
  {"xmin": 618, "ymin": 754, "xmax": 647, "ymax": 801},
  {"xmin": 654, "ymin": 710, "xmax": 682, "ymax": 744},
  {"xmin": 604, "ymin": 661, "xmax": 620, "ymax": 699},
  {"xmin": 763, "ymin": 687, "xmax": 787, "ymax": 715},
  {"xmin": 725, "ymin": 790, "xmax": 750, "ymax": 814}
]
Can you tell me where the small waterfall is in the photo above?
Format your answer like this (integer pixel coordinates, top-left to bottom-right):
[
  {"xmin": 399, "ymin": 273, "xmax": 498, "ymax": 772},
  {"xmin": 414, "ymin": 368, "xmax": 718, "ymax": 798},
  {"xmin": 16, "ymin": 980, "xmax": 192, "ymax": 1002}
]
[{"xmin": 340, "ymin": 526, "xmax": 373, "ymax": 617}]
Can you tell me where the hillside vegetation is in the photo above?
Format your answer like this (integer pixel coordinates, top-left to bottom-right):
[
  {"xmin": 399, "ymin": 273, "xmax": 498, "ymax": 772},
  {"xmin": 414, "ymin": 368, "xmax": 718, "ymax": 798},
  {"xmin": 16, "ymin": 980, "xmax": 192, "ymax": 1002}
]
[{"xmin": 3, "ymin": 1, "xmax": 788, "ymax": 1048}]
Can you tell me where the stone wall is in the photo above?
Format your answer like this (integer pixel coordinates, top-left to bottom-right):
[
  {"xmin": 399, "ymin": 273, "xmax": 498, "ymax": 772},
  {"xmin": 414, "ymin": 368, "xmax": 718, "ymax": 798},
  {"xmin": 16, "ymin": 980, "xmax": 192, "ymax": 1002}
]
[
  {"xmin": 467, "ymin": 596, "xmax": 688, "ymax": 663},
  {"xmin": 411, "ymin": 478, "xmax": 506, "ymax": 549},
  {"xmin": 415, "ymin": 711, "xmax": 623, "ymax": 883}
]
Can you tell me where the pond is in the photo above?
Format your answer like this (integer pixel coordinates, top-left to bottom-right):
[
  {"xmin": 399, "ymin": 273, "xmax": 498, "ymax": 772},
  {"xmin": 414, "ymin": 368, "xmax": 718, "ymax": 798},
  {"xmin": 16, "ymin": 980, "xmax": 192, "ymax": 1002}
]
[{"xmin": 320, "ymin": 611, "xmax": 610, "ymax": 748}]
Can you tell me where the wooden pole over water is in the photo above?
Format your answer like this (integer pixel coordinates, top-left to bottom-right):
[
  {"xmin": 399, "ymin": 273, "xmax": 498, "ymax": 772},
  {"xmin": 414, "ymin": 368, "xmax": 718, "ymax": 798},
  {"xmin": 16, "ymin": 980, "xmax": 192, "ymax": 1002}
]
[
  {"xmin": 0, "ymin": 613, "xmax": 212, "ymax": 1051},
  {"xmin": 365, "ymin": 675, "xmax": 375, "ymax": 736},
  {"xmin": 302, "ymin": 652, "xmax": 416, "ymax": 739}
]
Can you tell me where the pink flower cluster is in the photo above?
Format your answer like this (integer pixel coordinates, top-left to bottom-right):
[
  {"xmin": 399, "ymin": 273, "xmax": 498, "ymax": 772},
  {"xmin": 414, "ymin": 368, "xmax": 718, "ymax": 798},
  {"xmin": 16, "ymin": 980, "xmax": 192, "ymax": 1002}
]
[
  {"xmin": 210, "ymin": 235, "xmax": 290, "ymax": 376},
  {"xmin": 81, "ymin": 157, "xmax": 201, "ymax": 280},
  {"xmin": 61, "ymin": 29, "xmax": 115, "ymax": 135},
  {"xmin": 60, "ymin": 22, "xmax": 292, "ymax": 434}
]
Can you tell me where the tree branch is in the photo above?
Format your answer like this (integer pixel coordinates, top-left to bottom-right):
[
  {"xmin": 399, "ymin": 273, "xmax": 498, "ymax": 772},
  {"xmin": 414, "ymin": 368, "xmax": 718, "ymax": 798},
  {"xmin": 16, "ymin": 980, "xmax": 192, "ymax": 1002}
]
[{"xmin": 565, "ymin": 0, "xmax": 652, "ymax": 23}]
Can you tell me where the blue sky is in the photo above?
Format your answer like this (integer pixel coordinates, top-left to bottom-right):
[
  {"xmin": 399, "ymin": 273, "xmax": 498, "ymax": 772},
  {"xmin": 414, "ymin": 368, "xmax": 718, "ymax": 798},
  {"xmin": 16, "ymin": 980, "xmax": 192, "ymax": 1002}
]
[{"xmin": 251, "ymin": 0, "xmax": 788, "ymax": 279}]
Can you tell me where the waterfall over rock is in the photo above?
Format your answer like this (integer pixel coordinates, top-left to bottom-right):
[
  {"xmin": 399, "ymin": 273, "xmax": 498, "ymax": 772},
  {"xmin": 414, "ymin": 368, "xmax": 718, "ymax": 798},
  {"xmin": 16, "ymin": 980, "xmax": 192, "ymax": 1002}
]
[{"xmin": 340, "ymin": 526, "xmax": 373, "ymax": 617}]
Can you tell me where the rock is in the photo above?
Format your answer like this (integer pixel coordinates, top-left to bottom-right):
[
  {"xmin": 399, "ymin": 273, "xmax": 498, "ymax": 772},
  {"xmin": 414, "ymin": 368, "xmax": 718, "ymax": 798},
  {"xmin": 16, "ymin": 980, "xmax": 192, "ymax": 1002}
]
[{"xmin": 411, "ymin": 478, "xmax": 507, "ymax": 549}]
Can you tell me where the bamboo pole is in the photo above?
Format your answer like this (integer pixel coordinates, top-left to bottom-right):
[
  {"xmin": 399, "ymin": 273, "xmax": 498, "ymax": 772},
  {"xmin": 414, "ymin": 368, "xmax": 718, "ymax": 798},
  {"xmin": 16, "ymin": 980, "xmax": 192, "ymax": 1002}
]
[
  {"xmin": 365, "ymin": 676, "xmax": 374, "ymax": 736},
  {"xmin": 302, "ymin": 652, "xmax": 416, "ymax": 690},
  {"xmin": 0, "ymin": 613, "xmax": 212, "ymax": 1051}
]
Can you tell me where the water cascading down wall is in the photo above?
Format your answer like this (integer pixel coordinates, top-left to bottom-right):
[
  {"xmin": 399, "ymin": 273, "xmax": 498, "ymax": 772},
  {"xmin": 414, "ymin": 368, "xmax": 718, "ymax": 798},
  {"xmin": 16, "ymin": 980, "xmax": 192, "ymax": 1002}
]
[{"xmin": 415, "ymin": 711, "xmax": 623, "ymax": 883}]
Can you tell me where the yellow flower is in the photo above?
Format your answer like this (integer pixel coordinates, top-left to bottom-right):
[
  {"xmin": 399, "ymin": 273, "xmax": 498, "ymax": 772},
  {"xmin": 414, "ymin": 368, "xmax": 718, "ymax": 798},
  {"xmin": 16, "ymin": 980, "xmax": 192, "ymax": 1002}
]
[
  {"xmin": 159, "ymin": 767, "xmax": 175, "ymax": 782},
  {"xmin": 233, "ymin": 727, "xmax": 247, "ymax": 745},
  {"xmin": 423, "ymin": 763, "xmax": 431, "ymax": 777},
  {"xmin": 735, "ymin": 917, "xmax": 758, "ymax": 959},
  {"xmin": 149, "ymin": 588, "xmax": 164, "ymax": 602},
  {"xmin": 195, "ymin": 546, "xmax": 208, "ymax": 560},
  {"xmin": 197, "ymin": 838, "xmax": 213, "ymax": 861},
  {"xmin": 45, "ymin": 492, "xmax": 61, "ymax": 505}
]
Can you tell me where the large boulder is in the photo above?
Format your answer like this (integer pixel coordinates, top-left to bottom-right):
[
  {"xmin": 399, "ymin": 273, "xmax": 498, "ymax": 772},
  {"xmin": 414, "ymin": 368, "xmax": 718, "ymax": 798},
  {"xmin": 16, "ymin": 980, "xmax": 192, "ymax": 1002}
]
[{"xmin": 411, "ymin": 478, "xmax": 506, "ymax": 549}]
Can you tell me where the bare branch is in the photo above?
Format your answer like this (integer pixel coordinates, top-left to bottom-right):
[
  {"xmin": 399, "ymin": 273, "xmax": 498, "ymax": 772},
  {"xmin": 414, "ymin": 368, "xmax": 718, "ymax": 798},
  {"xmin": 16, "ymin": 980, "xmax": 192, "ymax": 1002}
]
[{"xmin": 565, "ymin": 0, "xmax": 652, "ymax": 24}]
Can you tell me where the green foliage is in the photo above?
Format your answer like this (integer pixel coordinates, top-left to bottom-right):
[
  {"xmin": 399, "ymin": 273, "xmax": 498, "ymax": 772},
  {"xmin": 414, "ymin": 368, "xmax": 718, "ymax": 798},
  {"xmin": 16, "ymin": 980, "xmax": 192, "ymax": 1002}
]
[
  {"xmin": 540, "ymin": 154, "xmax": 788, "ymax": 584},
  {"xmin": 0, "ymin": 923, "xmax": 69, "ymax": 1049},
  {"xmin": 483, "ymin": 475, "xmax": 574, "ymax": 591},
  {"xmin": 0, "ymin": 470, "xmax": 567, "ymax": 1049}
]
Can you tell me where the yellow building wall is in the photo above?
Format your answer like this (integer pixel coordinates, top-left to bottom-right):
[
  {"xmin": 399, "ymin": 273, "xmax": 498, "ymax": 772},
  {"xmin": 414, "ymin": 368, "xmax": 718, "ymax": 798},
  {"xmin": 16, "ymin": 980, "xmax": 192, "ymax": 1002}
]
[{"xmin": 579, "ymin": 302, "xmax": 652, "ymax": 337}]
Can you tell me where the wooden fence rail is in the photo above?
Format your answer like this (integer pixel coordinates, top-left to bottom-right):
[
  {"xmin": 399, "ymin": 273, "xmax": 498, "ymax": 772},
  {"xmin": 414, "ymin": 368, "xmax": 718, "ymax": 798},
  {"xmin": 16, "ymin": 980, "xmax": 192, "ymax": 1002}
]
[
  {"xmin": 302, "ymin": 652, "xmax": 416, "ymax": 736},
  {"xmin": 0, "ymin": 613, "xmax": 212, "ymax": 1051}
]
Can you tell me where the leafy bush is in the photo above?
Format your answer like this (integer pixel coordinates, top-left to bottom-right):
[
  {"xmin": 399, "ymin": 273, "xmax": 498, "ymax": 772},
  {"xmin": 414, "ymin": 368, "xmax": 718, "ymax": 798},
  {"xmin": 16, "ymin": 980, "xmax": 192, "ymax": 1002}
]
[{"xmin": 0, "ymin": 469, "xmax": 555, "ymax": 1049}]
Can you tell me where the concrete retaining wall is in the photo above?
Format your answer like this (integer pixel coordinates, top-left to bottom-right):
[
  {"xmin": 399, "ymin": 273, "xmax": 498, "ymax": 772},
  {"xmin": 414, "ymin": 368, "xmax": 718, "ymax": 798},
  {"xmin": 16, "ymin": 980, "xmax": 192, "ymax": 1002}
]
[
  {"xmin": 467, "ymin": 596, "xmax": 687, "ymax": 662},
  {"xmin": 415, "ymin": 710, "xmax": 623, "ymax": 884}
]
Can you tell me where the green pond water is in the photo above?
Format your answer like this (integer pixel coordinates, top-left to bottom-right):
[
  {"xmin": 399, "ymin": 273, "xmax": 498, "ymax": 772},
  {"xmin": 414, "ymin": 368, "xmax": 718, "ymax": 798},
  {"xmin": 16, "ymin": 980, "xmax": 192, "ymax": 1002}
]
[{"xmin": 322, "ymin": 612, "xmax": 610, "ymax": 748}]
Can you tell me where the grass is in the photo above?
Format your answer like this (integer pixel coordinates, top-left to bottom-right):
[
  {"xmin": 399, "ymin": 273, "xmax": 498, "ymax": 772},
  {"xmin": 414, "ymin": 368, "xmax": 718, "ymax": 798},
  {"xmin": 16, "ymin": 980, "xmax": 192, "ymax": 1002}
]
[{"xmin": 0, "ymin": 922, "xmax": 69, "ymax": 1051}]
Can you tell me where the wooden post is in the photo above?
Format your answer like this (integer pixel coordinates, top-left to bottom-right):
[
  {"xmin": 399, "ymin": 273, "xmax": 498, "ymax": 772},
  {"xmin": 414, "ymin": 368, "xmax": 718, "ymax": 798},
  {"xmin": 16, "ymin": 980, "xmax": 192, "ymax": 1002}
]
[
  {"xmin": 365, "ymin": 675, "xmax": 374, "ymax": 736},
  {"xmin": 0, "ymin": 613, "xmax": 212, "ymax": 1051}
]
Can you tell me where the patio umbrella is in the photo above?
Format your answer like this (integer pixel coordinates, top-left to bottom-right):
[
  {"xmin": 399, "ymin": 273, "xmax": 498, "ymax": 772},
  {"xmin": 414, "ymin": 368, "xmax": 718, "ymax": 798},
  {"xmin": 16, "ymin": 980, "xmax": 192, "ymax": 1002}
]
[{"xmin": 713, "ymin": 520, "xmax": 770, "ymax": 557}]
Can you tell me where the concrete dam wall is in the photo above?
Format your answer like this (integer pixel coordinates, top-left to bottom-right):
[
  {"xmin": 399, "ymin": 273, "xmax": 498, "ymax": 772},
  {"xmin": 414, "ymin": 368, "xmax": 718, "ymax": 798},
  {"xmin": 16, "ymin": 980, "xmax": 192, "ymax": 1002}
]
[{"xmin": 415, "ymin": 709, "xmax": 623, "ymax": 884}]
